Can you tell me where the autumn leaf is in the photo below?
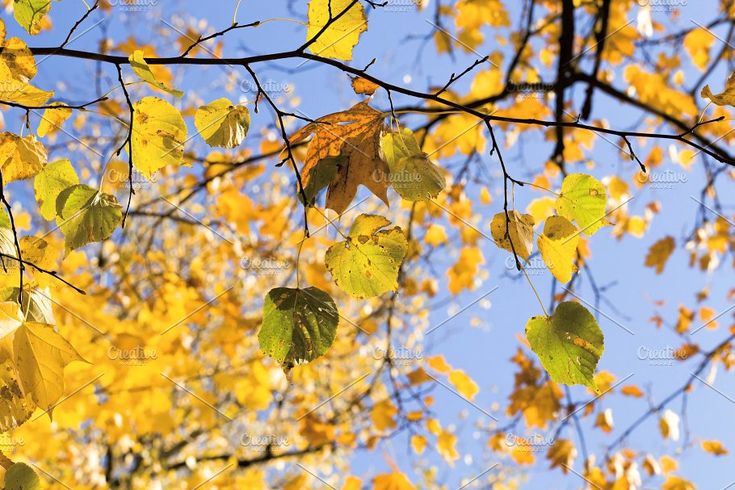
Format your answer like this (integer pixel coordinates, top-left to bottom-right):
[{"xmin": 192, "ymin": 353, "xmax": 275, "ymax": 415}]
[
  {"xmin": 4, "ymin": 462, "xmax": 40, "ymax": 490},
  {"xmin": 351, "ymin": 76, "xmax": 379, "ymax": 95},
  {"xmin": 194, "ymin": 98, "xmax": 251, "ymax": 148},
  {"xmin": 56, "ymin": 184, "xmax": 122, "ymax": 251},
  {"xmin": 372, "ymin": 472, "xmax": 416, "ymax": 490},
  {"xmin": 37, "ymin": 103, "xmax": 72, "ymax": 138},
  {"xmin": 34, "ymin": 159, "xmax": 79, "ymax": 220},
  {"xmin": 448, "ymin": 369, "xmax": 478, "ymax": 400},
  {"xmin": 291, "ymin": 101, "xmax": 389, "ymax": 214},
  {"xmin": 537, "ymin": 215, "xmax": 579, "ymax": 283},
  {"xmin": 702, "ymin": 73, "xmax": 735, "ymax": 106},
  {"xmin": 130, "ymin": 96, "xmax": 187, "ymax": 179},
  {"xmin": 129, "ymin": 50, "xmax": 184, "ymax": 97},
  {"xmin": 14, "ymin": 322, "xmax": 84, "ymax": 414},
  {"xmin": 645, "ymin": 236, "xmax": 675, "ymax": 274},
  {"xmin": 258, "ymin": 286, "xmax": 338, "ymax": 368},
  {"xmin": 555, "ymin": 173, "xmax": 608, "ymax": 235},
  {"xmin": 13, "ymin": 0, "xmax": 51, "ymax": 35},
  {"xmin": 0, "ymin": 69, "xmax": 52, "ymax": 106},
  {"xmin": 490, "ymin": 210, "xmax": 535, "ymax": 261},
  {"xmin": 0, "ymin": 132, "xmax": 47, "ymax": 182},
  {"xmin": 0, "ymin": 359, "xmax": 34, "ymax": 432},
  {"xmin": 701, "ymin": 440, "xmax": 728, "ymax": 456},
  {"xmin": 526, "ymin": 302, "xmax": 605, "ymax": 391},
  {"xmin": 379, "ymin": 128, "xmax": 445, "ymax": 201},
  {"xmin": 547, "ymin": 438, "xmax": 576, "ymax": 474},
  {"xmin": 370, "ymin": 399, "xmax": 397, "ymax": 431},
  {"xmin": 659, "ymin": 409, "xmax": 681, "ymax": 441},
  {"xmin": 306, "ymin": 0, "xmax": 367, "ymax": 61},
  {"xmin": 325, "ymin": 214, "xmax": 408, "ymax": 298}
]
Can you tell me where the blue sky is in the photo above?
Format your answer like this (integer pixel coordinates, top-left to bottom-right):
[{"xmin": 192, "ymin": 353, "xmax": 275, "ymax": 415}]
[{"xmin": 7, "ymin": 1, "xmax": 735, "ymax": 488}]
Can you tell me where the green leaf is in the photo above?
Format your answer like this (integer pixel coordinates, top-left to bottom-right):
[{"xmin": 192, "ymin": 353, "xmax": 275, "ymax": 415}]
[
  {"xmin": 258, "ymin": 287, "xmax": 338, "ymax": 368},
  {"xmin": 555, "ymin": 173, "xmax": 608, "ymax": 235},
  {"xmin": 13, "ymin": 0, "xmax": 51, "ymax": 35},
  {"xmin": 299, "ymin": 155, "xmax": 342, "ymax": 205},
  {"xmin": 325, "ymin": 214, "xmax": 408, "ymax": 298},
  {"xmin": 379, "ymin": 128, "xmax": 445, "ymax": 201},
  {"xmin": 194, "ymin": 98, "xmax": 250, "ymax": 148},
  {"xmin": 490, "ymin": 210, "xmax": 535, "ymax": 261},
  {"xmin": 34, "ymin": 159, "xmax": 79, "ymax": 220},
  {"xmin": 0, "ymin": 208, "xmax": 9, "ymax": 229},
  {"xmin": 56, "ymin": 184, "xmax": 122, "ymax": 251},
  {"xmin": 525, "ymin": 301, "xmax": 604, "ymax": 391},
  {"xmin": 4, "ymin": 462, "xmax": 41, "ymax": 490}
]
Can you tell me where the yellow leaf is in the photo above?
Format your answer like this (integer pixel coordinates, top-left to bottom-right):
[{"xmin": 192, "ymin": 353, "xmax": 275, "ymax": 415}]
[
  {"xmin": 644, "ymin": 236, "xmax": 675, "ymax": 274},
  {"xmin": 701, "ymin": 439, "xmax": 728, "ymax": 456},
  {"xmin": 13, "ymin": 322, "xmax": 84, "ymax": 413},
  {"xmin": 351, "ymin": 76, "xmax": 379, "ymax": 95},
  {"xmin": 424, "ymin": 223, "xmax": 448, "ymax": 247},
  {"xmin": 510, "ymin": 438, "xmax": 535, "ymax": 465},
  {"xmin": 194, "ymin": 98, "xmax": 251, "ymax": 149},
  {"xmin": 427, "ymin": 355, "xmax": 452, "ymax": 374},
  {"xmin": 0, "ymin": 301, "xmax": 22, "ymax": 340},
  {"xmin": 307, "ymin": 0, "xmax": 367, "ymax": 61},
  {"xmin": 526, "ymin": 197, "xmax": 556, "ymax": 226},
  {"xmin": 1, "ymin": 37, "xmax": 37, "ymax": 80},
  {"xmin": 537, "ymin": 215, "xmax": 579, "ymax": 283},
  {"xmin": 662, "ymin": 476, "xmax": 696, "ymax": 490},
  {"xmin": 129, "ymin": 50, "xmax": 183, "ymax": 97},
  {"xmin": 594, "ymin": 408, "xmax": 614, "ymax": 433},
  {"xmin": 447, "ymin": 246, "xmax": 484, "ymax": 294},
  {"xmin": 659, "ymin": 409, "xmax": 680, "ymax": 441},
  {"xmin": 448, "ymin": 369, "xmax": 478, "ymax": 400},
  {"xmin": 701, "ymin": 72, "xmax": 735, "ymax": 107},
  {"xmin": 620, "ymin": 384, "xmax": 644, "ymax": 398},
  {"xmin": 37, "ymin": 103, "xmax": 72, "ymax": 138},
  {"xmin": 370, "ymin": 399, "xmax": 397, "ymax": 431},
  {"xmin": 547, "ymin": 439, "xmax": 576, "ymax": 474},
  {"xmin": 684, "ymin": 28, "xmax": 715, "ymax": 71},
  {"xmin": 0, "ymin": 132, "xmax": 47, "ymax": 182},
  {"xmin": 411, "ymin": 434, "xmax": 426, "ymax": 454},
  {"xmin": 437, "ymin": 429, "xmax": 459, "ymax": 465},
  {"xmin": 490, "ymin": 210, "xmax": 534, "ymax": 261},
  {"xmin": 372, "ymin": 472, "xmax": 416, "ymax": 490},
  {"xmin": 426, "ymin": 417, "xmax": 441, "ymax": 435},
  {"xmin": 131, "ymin": 96, "xmax": 187, "ymax": 179}
]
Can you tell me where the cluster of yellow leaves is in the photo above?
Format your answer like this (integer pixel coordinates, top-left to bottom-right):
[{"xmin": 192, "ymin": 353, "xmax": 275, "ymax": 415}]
[{"xmin": 0, "ymin": 18, "xmax": 53, "ymax": 106}]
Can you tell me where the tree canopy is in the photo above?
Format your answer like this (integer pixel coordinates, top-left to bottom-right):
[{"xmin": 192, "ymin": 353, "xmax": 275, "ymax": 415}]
[{"xmin": 0, "ymin": 0, "xmax": 731, "ymax": 488}]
